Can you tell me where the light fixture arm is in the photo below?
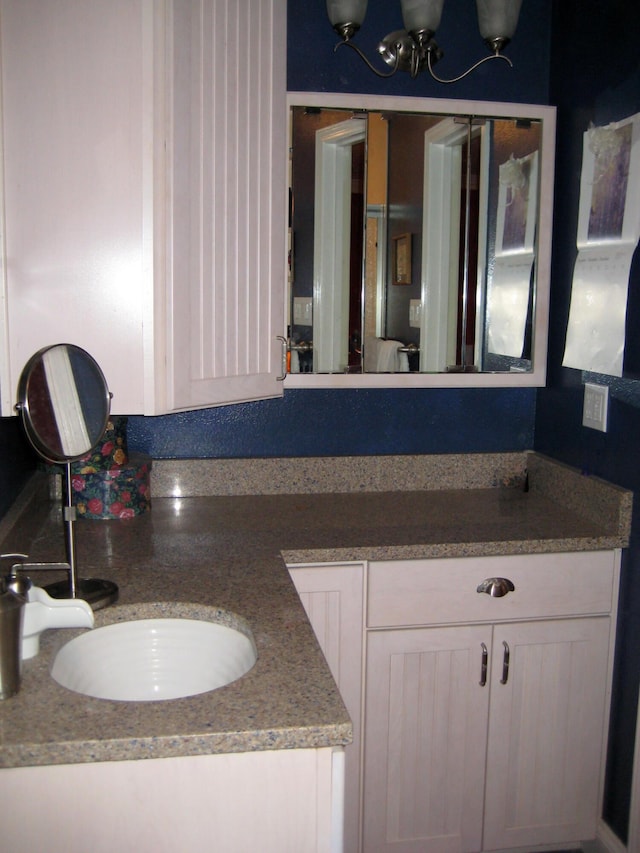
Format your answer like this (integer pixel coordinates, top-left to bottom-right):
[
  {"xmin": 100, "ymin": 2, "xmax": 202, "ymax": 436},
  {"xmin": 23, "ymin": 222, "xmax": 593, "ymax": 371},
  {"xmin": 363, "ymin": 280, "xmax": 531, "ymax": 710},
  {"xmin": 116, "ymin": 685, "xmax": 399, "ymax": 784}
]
[
  {"xmin": 334, "ymin": 28, "xmax": 513, "ymax": 84},
  {"xmin": 426, "ymin": 48, "xmax": 513, "ymax": 85},
  {"xmin": 334, "ymin": 38, "xmax": 401, "ymax": 79}
]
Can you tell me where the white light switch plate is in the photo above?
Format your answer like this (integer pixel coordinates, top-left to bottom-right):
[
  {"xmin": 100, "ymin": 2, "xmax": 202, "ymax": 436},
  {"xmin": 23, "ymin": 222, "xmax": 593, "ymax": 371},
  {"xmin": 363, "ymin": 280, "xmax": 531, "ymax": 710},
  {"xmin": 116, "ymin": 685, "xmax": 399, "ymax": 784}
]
[
  {"xmin": 293, "ymin": 297, "xmax": 313, "ymax": 326},
  {"xmin": 583, "ymin": 382, "xmax": 609, "ymax": 432}
]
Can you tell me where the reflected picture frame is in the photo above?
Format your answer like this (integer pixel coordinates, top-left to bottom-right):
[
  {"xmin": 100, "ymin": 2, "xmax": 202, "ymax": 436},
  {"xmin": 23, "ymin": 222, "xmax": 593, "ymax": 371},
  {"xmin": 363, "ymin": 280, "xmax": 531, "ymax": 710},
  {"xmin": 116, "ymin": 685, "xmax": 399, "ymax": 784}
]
[{"xmin": 392, "ymin": 233, "xmax": 412, "ymax": 285}]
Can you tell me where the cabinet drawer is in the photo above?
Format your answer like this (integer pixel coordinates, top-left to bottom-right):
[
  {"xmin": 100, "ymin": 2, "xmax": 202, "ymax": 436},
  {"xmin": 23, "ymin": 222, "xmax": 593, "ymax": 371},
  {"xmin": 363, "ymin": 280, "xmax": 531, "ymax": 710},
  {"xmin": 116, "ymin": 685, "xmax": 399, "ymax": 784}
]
[{"xmin": 367, "ymin": 551, "xmax": 618, "ymax": 627}]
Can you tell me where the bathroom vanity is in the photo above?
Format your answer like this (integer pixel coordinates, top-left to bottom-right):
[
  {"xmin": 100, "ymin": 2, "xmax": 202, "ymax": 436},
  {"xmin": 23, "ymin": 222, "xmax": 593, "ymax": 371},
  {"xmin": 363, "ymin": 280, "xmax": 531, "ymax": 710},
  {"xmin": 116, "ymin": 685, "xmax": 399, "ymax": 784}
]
[
  {"xmin": 0, "ymin": 451, "xmax": 632, "ymax": 853},
  {"xmin": 291, "ymin": 551, "xmax": 619, "ymax": 853}
]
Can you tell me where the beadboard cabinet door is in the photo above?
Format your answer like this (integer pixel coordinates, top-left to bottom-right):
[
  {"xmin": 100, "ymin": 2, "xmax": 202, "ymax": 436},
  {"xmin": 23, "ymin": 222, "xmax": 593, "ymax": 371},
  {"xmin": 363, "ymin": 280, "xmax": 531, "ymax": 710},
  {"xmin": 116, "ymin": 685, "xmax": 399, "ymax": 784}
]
[
  {"xmin": 0, "ymin": 0, "xmax": 286, "ymax": 416},
  {"xmin": 483, "ymin": 617, "xmax": 611, "ymax": 850},
  {"xmin": 364, "ymin": 618, "xmax": 611, "ymax": 853},
  {"xmin": 289, "ymin": 563, "xmax": 365, "ymax": 853},
  {"xmin": 4, "ymin": 748, "xmax": 341, "ymax": 853},
  {"xmin": 165, "ymin": 0, "xmax": 286, "ymax": 412},
  {"xmin": 363, "ymin": 625, "xmax": 491, "ymax": 853}
]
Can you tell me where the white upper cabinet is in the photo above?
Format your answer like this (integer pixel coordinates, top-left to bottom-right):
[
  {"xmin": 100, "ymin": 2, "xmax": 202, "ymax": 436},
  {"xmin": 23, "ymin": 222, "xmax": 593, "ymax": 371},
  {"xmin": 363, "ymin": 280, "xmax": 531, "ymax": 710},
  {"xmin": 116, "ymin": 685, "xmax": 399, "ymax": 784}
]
[{"xmin": 0, "ymin": 0, "xmax": 286, "ymax": 416}]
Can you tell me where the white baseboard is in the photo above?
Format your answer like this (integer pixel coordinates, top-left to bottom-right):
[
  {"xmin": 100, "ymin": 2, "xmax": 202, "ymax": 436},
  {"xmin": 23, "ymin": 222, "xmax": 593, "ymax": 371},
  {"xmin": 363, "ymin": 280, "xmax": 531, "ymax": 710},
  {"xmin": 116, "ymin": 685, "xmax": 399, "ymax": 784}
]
[{"xmin": 590, "ymin": 819, "xmax": 627, "ymax": 853}]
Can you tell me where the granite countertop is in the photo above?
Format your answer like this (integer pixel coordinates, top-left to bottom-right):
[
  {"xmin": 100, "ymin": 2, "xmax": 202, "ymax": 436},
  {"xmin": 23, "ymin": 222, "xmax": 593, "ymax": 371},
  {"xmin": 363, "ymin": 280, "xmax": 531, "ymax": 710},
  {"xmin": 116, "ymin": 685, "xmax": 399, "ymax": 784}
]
[{"xmin": 0, "ymin": 452, "xmax": 632, "ymax": 770}]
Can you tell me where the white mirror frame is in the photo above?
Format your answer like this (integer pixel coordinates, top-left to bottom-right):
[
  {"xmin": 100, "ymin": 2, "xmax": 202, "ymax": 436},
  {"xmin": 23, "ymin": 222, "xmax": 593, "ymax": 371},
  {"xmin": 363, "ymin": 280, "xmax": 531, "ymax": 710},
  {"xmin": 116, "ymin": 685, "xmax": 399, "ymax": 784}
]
[{"xmin": 285, "ymin": 92, "xmax": 556, "ymax": 389}]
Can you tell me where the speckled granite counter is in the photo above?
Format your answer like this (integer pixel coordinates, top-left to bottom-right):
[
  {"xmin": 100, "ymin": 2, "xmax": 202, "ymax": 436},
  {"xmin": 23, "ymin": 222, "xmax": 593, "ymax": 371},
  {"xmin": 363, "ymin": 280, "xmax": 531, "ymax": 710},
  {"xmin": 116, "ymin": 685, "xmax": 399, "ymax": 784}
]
[{"xmin": 0, "ymin": 452, "xmax": 631, "ymax": 769}]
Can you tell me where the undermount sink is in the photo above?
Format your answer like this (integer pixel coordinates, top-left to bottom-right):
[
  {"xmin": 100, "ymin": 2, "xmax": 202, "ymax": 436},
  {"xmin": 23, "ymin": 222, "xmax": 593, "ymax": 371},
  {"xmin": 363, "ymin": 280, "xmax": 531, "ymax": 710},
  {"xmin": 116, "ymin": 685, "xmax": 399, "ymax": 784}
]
[{"xmin": 51, "ymin": 615, "xmax": 257, "ymax": 701}]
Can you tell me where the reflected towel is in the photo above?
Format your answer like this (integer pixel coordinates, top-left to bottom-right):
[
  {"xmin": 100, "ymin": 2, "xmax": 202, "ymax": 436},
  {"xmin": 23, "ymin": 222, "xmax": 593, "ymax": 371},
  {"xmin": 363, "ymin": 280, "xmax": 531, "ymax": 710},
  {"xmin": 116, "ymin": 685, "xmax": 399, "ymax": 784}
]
[{"xmin": 377, "ymin": 340, "xmax": 409, "ymax": 372}]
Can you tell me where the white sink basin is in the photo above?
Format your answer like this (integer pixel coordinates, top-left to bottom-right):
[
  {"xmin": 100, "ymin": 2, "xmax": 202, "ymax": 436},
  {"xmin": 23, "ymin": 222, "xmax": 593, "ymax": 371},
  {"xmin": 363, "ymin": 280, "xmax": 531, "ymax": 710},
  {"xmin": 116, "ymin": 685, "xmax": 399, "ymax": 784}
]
[{"xmin": 51, "ymin": 617, "xmax": 257, "ymax": 701}]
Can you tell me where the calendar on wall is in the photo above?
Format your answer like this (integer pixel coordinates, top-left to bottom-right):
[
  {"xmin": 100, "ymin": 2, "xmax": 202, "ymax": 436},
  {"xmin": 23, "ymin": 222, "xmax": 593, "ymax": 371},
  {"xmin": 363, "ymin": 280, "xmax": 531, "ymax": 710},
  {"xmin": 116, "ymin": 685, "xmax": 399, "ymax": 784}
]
[
  {"xmin": 563, "ymin": 111, "xmax": 640, "ymax": 376},
  {"xmin": 487, "ymin": 151, "xmax": 539, "ymax": 358}
]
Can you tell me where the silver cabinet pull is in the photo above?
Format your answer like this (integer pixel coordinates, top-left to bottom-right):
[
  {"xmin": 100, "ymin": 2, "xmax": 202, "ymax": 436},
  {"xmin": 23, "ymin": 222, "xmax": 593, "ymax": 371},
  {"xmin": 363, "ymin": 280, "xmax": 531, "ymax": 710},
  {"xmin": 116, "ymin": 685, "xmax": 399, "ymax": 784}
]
[
  {"xmin": 476, "ymin": 577, "xmax": 515, "ymax": 597},
  {"xmin": 276, "ymin": 336, "xmax": 287, "ymax": 381},
  {"xmin": 480, "ymin": 642, "xmax": 488, "ymax": 686},
  {"xmin": 500, "ymin": 640, "xmax": 510, "ymax": 684}
]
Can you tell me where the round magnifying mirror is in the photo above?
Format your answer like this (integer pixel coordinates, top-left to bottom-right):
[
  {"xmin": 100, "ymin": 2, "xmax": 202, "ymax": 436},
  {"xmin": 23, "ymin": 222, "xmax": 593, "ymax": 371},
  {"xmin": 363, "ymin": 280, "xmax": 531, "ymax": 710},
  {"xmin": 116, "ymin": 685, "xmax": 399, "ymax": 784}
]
[
  {"xmin": 16, "ymin": 343, "xmax": 111, "ymax": 464},
  {"xmin": 15, "ymin": 344, "xmax": 117, "ymax": 609}
]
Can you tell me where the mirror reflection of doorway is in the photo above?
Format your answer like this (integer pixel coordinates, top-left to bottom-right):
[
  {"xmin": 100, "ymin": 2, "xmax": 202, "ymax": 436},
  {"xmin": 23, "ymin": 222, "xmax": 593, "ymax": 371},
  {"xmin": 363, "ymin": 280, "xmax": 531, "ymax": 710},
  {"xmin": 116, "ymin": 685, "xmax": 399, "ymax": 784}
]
[
  {"xmin": 313, "ymin": 118, "xmax": 366, "ymax": 373},
  {"xmin": 421, "ymin": 118, "xmax": 487, "ymax": 372}
]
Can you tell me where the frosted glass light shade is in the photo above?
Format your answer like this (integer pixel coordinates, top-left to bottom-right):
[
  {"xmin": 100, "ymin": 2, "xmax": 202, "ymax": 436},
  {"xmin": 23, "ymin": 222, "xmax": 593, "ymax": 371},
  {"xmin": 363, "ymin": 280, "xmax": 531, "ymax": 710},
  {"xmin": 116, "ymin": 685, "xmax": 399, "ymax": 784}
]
[
  {"xmin": 476, "ymin": 0, "xmax": 522, "ymax": 41},
  {"xmin": 401, "ymin": 0, "xmax": 444, "ymax": 34},
  {"xmin": 326, "ymin": 0, "xmax": 368, "ymax": 28}
]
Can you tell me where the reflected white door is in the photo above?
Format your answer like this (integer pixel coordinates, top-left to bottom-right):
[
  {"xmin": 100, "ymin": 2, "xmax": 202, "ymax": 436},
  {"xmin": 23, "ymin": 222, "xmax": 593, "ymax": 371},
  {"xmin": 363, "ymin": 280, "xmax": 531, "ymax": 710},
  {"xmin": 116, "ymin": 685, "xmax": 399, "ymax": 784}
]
[{"xmin": 314, "ymin": 119, "xmax": 366, "ymax": 373}]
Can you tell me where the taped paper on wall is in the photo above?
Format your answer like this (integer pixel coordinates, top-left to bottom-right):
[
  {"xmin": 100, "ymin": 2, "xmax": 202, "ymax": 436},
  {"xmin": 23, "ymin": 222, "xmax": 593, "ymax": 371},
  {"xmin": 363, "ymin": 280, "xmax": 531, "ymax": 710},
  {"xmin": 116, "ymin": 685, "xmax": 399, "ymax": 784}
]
[
  {"xmin": 486, "ymin": 151, "xmax": 538, "ymax": 358},
  {"xmin": 563, "ymin": 112, "xmax": 640, "ymax": 376}
]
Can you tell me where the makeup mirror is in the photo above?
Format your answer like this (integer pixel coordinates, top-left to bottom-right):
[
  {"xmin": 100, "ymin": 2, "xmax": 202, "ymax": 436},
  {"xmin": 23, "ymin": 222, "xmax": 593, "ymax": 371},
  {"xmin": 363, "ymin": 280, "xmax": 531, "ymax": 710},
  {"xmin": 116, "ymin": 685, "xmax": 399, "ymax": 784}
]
[{"xmin": 16, "ymin": 344, "xmax": 118, "ymax": 608}]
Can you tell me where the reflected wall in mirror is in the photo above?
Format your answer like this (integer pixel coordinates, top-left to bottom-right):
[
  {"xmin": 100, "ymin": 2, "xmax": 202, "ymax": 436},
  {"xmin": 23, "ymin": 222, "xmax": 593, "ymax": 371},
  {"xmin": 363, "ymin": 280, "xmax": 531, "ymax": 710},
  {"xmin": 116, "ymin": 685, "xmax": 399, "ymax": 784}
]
[
  {"xmin": 286, "ymin": 93, "xmax": 555, "ymax": 388},
  {"xmin": 17, "ymin": 343, "xmax": 112, "ymax": 463}
]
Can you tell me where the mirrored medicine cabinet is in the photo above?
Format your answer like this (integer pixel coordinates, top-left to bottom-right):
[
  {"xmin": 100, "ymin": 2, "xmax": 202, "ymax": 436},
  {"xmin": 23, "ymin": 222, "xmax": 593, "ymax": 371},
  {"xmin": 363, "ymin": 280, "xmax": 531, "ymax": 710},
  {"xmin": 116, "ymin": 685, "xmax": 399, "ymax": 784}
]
[{"xmin": 284, "ymin": 92, "xmax": 556, "ymax": 388}]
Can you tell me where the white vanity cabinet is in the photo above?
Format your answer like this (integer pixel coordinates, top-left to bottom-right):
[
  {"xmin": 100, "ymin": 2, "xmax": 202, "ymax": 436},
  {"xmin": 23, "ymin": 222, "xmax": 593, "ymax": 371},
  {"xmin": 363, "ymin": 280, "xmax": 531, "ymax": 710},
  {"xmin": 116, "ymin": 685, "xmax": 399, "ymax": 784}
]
[
  {"xmin": 364, "ymin": 551, "xmax": 620, "ymax": 853},
  {"xmin": 4, "ymin": 747, "xmax": 343, "ymax": 853},
  {"xmin": 0, "ymin": 0, "xmax": 286, "ymax": 416},
  {"xmin": 289, "ymin": 562, "xmax": 366, "ymax": 853}
]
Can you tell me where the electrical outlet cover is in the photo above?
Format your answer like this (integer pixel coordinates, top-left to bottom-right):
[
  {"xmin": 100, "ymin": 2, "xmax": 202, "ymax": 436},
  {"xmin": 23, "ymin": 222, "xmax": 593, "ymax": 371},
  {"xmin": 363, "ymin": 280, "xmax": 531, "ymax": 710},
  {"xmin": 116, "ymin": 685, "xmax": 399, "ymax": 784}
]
[{"xmin": 583, "ymin": 382, "xmax": 609, "ymax": 432}]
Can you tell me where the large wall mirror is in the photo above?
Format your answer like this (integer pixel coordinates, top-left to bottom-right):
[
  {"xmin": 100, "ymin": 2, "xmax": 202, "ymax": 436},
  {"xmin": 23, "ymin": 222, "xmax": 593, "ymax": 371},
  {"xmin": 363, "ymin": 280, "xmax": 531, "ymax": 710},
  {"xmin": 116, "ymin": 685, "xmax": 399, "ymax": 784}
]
[{"xmin": 285, "ymin": 93, "xmax": 556, "ymax": 388}]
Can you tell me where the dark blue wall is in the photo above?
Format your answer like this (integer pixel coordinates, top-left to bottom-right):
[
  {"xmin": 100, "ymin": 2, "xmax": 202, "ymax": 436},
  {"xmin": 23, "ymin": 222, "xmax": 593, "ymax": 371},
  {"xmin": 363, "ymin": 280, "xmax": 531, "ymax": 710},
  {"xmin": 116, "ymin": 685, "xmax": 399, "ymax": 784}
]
[
  {"xmin": 127, "ymin": 388, "xmax": 534, "ymax": 457},
  {"xmin": 0, "ymin": 417, "xmax": 36, "ymax": 519},
  {"xmin": 535, "ymin": 0, "xmax": 640, "ymax": 841},
  {"xmin": 287, "ymin": 0, "xmax": 551, "ymax": 104}
]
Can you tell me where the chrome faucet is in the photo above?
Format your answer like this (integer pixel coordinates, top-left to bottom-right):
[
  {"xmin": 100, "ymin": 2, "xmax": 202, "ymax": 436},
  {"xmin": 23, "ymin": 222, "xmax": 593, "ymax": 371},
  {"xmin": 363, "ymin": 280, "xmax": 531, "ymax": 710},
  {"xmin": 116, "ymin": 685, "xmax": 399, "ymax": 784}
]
[
  {"xmin": 1, "ymin": 553, "xmax": 94, "ymax": 664},
  {"xmin": 3, "ymin": 552, "xmax": 72, "ymax": 598}
]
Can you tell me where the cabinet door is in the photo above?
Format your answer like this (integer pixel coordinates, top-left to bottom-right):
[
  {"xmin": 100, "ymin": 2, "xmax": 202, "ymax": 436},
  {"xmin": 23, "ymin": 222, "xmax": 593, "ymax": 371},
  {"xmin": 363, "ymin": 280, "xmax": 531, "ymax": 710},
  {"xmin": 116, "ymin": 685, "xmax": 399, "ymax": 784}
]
[
  {"xmin": 166, "ymin": 0, "xmax": 286, "ymax": 412},
  {"xmin": 483, "ymin": 617, "xmax": 611, "ymax": 850},
  {"xmin": 364, "ymin": 626, "xmax": 490, "ymax": 853},
  {"xmin": 0, "ymin": 0, "xmax": 286, "ymax": 416},
  {"xmin": 0, "ymin": 0, "xmax": 151, "ymax": 415},
  {"xmin": 290, "ymin": 564, "xmax": 364, "ymax": 853},
  {"xmin": 4, "ymin": 748, "xmax": 339, "ymax": 853}
]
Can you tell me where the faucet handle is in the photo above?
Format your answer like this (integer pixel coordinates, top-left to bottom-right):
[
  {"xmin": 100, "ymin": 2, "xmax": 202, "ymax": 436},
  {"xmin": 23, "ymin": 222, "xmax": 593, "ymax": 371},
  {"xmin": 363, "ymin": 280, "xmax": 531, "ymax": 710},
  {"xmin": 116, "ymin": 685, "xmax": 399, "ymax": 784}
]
[
  {"xmin": 1, "ymin": 553, "xmax": 72, "ymax": 599},
  {"xmin": 1, "ymin": 553, "xmax": 32, "ymax": 596},
  {"xmin": 1, "ymin": 552, "xmax": 30, "ymax": 565}
]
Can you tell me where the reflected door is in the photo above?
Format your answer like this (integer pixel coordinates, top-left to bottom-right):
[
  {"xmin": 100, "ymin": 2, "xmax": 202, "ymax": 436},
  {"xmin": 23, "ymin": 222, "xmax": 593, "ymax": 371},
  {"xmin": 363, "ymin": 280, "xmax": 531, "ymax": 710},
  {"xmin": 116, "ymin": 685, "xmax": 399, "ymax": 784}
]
[{"xmin": 313, "ymin": 118, "xmax": 366, "ymax": 372}]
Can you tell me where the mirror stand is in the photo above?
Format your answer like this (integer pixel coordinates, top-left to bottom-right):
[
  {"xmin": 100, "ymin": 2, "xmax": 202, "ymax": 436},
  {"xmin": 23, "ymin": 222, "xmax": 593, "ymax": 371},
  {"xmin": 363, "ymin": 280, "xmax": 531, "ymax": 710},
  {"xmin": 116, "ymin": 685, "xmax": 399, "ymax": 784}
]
[
  {"xmin": 16, "ymin": 344, "xmax": 119, "ymax": 611},
  {"xmin": 43, "ymin": 462, "xmax": 119, "ymax": 610}
]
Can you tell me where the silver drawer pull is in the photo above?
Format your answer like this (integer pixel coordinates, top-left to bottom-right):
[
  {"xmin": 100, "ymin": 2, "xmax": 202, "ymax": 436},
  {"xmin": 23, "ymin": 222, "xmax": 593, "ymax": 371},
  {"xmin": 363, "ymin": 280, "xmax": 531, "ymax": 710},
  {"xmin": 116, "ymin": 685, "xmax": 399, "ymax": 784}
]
[
  {"xmin": 276, "ymin": 336, "xmax": 288, "ymax": 381},
  {"xmin": 480, "ymin": 642, "xmax": 488, "ymax": 686},
  {"xmin": 500, "ymin": 640, "xmax": 510, "ymax": 684},
  {"xmin": 476, "ymin": 577, "xmax": 515, "ymax": 597}
]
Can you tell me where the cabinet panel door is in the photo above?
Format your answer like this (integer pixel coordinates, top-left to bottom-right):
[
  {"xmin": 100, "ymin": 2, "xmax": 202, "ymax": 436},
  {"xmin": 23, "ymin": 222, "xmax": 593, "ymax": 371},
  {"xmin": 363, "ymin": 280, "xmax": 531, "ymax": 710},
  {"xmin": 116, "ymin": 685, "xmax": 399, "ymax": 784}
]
[
  {"xmin": 483, "ymin": 617, "xmax": 611, "ymax": 850},
  {"xmin": 0, "ymin": 0, "xmax": 149, "ymax": 415},
  {"xmin": 290, "ymin": 564, "xmax": 364, "ymax": 853},
  {"xmin": 364, "ymin": 626, "xmax": 490, "ymax": 853},
  {"xmin": 167, "ymin": 0, "xmax": 286, "ymax": 412},
  {"xmin": 4, "ymin": 748, "xmax": 338, "ymax": 853}
]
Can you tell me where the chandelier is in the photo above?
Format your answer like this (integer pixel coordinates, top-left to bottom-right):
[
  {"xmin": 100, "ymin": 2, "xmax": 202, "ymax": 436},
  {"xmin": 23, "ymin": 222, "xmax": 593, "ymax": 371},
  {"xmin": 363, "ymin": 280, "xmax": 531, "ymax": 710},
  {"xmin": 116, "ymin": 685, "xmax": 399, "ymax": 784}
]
[{"xmin": 326, "ymin": 0, "xmax": 523, "ymax": 84}]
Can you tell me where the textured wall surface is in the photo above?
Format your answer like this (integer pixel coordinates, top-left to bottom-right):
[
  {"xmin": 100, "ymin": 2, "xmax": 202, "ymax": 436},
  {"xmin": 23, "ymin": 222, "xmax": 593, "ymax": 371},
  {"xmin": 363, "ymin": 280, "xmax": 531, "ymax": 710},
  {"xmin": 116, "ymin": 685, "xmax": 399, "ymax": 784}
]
[
  {"xmin": 127, "ymin": 388, "xmax": 536, "ymax": 458},
  {"xmin": 287, "ymin": 0, "xmax": 551, "ymax": 103},
  {"xmin": 0, "ymin": 417, "xmax": 36, "ymax": 519},
  {"xmin": 535, "ymin": 0, "xmax": 640, "ymax": 841}
]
